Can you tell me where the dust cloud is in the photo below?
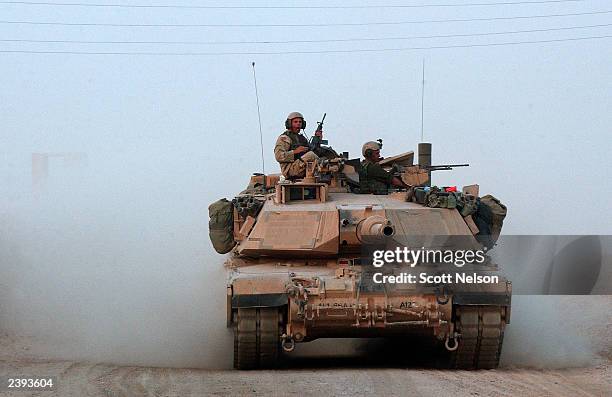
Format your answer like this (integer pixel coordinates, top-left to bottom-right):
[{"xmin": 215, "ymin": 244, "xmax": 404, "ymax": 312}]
[
  {"xmin": 493, "ymin": 237, "xmax": 611, "ymax": 368},
  {"xmin": 0, "ymin": 153, "xmax": 234, "ymax": 369},
  {"xmin": 501, "ymin": 295, "xmax": 611, "ymax": 368},
  {"xmin": 0, "ymin": 154, "xmax": 610, "ymax": 370}
]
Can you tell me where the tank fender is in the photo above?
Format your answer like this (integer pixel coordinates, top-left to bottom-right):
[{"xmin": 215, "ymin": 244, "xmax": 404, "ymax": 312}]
[
  {"xmin": 231, "ymin": 293, "xmax": 288, "ymax": 308},
  {"xmin": 452, "ymin": 294, "xmax": 511, "ymax": 306}
]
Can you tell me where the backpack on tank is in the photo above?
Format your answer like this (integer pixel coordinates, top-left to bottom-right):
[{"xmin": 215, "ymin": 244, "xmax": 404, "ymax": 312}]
[
  {"xmin": 208, "ymin": 198, "xmax": 236, "ymax": 254},
  {"xmin": 474, "ymin": 195, "xmax": 507, "ymax": 249}
]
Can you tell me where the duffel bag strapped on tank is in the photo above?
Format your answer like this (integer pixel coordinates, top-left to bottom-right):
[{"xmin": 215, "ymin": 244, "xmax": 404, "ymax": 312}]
[
  {"xmin": 413, "ymin": 187, "xmax": 480, "ymax": 214},
  {"xmin": 208, "ymin": 198, "xmax": 236, "ymax": 254},
  {"xmin": 457, "ymin": 193, "xmax": 479, "ymax": 217},
  {"xmin": 475, "ymin": 194, "xmax": 507, "ymax": 249},
  {"xmin": 413, "ymin": 186, "xmax": 452, "ymax": 207},
  {"xmin": 414, "ymin": 186, "xmax": 459, "ymax": 209},
  {"xmin": 414, "ymin": 187, "xmax": 428, "ymax": 204},
  {"xmin": 427, "ymin": 191, "xmax": 457, "ymax": 209}
]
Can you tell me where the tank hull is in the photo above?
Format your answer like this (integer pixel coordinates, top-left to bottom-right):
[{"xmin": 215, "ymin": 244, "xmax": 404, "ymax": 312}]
[{"xmin": 227, "ymin": 259, "xmax": 511, "ymax": 369}]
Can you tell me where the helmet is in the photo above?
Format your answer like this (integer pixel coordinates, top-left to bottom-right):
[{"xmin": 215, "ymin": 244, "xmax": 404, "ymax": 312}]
[
  {"xmin": 287, "ymin": 111, "xmax": 304, "ymax": 120},
  {"xmin": 362, "ymin": 141, "xmax": 382, "ymax": 157},
  {"xmin": 285, "ymin": 111, "xmax": 306, "ymax": 129}
]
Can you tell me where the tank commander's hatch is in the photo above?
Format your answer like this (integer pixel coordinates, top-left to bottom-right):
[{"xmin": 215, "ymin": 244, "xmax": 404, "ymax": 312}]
[
  {"xmin": 378, "ymin": 151, "xmax": 414, "ymax": 167},
  {"xmin": 275, "ymin": 183, "xmax": 328, "ymax": 204}
]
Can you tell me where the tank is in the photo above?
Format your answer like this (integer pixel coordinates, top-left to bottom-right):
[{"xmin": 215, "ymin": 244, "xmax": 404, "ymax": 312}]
[{"xmin": 210, "ymin": 143, "xmax": 510, "ymax": 370}]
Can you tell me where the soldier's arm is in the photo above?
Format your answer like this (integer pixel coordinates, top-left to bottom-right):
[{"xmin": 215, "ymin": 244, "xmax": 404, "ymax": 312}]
[
  {"xmin": 368, "ymin": 164, "xmax": 395, "ymax": 184},
  {"xmin": 369, "ymin": 164, "xmax": 408, "ymax": 188},
  {"xmin": 274, "ymin": 135, "xmax": 295, "ymax": 163},
  {"xmin": 391, "ymin": 176, "xmax": 407, "ymax": 187}
]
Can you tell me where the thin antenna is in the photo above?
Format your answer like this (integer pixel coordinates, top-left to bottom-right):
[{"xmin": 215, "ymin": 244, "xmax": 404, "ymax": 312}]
[
  {"xmin": 251, "ymin": 61, "xmax": 265, "ymax": 175},
  {"xmin": 420, "ymin": 58, "xmax": 425, "ymax": 142}
]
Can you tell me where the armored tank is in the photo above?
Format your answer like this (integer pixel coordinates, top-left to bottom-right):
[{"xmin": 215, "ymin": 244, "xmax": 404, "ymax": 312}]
[{"xmin": 209, "ymin": 143, "xmax": 510, "ymax": 370}]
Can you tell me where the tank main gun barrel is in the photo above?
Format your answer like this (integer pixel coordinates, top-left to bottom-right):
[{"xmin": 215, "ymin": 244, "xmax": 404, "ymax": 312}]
[{"xmin": 356, "ymin": 215, "xmax": 395, "ymax": 243}]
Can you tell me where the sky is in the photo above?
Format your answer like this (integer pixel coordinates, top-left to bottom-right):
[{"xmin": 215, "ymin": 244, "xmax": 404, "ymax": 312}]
[
  {"xmin": 0, "ymin": 0, "xmax": 610, "ymax": 368},
  {"xmin": 1, "ymin": 0, "xmax": 611, "ymax": 233}
]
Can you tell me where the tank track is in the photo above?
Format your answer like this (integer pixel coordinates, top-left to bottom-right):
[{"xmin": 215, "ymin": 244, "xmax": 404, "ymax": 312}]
[
  {"xmin": 233, "ymin": 307, "xmax": 281, "ymax": 370},
  {"xmin": 452, "ymin": 305, "xmax": 506, "ymax": 369}
]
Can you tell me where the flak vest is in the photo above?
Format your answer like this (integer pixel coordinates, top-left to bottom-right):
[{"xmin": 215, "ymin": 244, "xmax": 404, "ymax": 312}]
[
  {"xmin": 359, "ymin": 161, "xmax": 390, "ymax": 194},
  {"xmin": 283, "ymin": 131, "xmax": 309, "ymax": 158}
]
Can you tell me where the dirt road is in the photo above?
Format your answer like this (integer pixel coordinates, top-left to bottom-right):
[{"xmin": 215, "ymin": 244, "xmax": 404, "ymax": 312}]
[
  {"xmin": 1, "ymin": 358, "xmax": 609, "ymax": 397},
  {"xmin": 1, "ymin": 296, "xmax": 610, "ymax": 396}
]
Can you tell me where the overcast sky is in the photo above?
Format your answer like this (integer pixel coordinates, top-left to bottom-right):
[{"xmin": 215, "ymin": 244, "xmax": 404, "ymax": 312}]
[{"xmin": 1, "ymin": 0, "xmax": 610, "ymax": 233}]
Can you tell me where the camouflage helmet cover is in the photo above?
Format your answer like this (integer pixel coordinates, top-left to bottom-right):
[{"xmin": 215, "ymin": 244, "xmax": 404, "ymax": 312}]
[
  {"xmin": 286, "ymin": 111, "xmax": 304, "ymax": 121},
  {"xmin": 362, "ymin": 141, "xmax": 382, "ymax": 157}
]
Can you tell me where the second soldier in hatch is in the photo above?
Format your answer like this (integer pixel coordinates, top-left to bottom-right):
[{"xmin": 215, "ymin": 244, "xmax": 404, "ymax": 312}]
[
  {"xmin": 359, "ymin": 141, "xmax": 407, "ymax": 194},
  {"xmin": 274, "ymin": 112, "xmax": 321, "ymax": 179}
]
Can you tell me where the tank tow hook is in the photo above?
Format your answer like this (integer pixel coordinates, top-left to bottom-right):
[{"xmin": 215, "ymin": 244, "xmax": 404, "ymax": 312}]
[
  {"xmin": 281, "ymin": 334, "xmax": 296, "ymax": 352},
  {"xmin": 435, "ymin": 286, "xmax": 450, "ymax": 305},
  {"xmin": 445, "ymin": 332, "xmax": 459, "ymax": 351},
  {"xmin": 286, "ymin": 282, "xmax": 308, "ymax": 319}
]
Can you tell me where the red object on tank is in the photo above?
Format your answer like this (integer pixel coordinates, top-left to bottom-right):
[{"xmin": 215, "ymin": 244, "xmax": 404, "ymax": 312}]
[{"xmin": 445, "ymin": 186, "xmax": 457, "ymax": 192}]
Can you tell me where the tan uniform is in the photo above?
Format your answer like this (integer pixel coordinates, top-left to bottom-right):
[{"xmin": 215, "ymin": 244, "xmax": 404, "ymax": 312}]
[{"xmin": 274, "ymin": 130, "xmax": 319, "ymax": 178}]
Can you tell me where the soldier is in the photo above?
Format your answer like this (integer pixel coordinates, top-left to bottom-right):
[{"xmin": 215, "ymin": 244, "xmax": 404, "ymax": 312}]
[
  {"xmin": 359, "ymin": 141, "xmax": 406, "ymax": 194},
  {"xmin": 274, "ymin": 112, "xmax": 321, "ymax": 179}
]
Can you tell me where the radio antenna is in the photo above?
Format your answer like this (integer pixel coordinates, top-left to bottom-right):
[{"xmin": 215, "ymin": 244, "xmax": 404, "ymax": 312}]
[
  {"xmin": 420, "ymin": 58, "xmax": 425, "ymax": 142},
  {"xmin": 251, "ymin": 62, "xmax": 265, "ymax": 175}
]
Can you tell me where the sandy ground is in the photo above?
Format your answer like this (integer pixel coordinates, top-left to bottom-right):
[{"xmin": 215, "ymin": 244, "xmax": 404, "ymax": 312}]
[
  {"xmin": 0, "ymin": 358, "xmax": 610, "ymax": 397},
  {"xmin": 1, "ymin": 295, "xmax": 611, "ymax": 396}
]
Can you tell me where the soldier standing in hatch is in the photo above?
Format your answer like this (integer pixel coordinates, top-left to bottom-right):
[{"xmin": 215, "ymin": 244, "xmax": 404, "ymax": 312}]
[
  {"xmin": 359, "ymin": 141, "xmax": 407, "ymax": 194},
  {"xmin": 274, "ymin": 112, "xmax": 321, "ymax": 179}
]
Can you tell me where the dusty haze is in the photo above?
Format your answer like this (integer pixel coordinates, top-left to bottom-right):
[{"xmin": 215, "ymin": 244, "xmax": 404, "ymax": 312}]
[
  {"xmin": 0, "ymin": 154, "xmax": 235, "ymax": 368},
  {"xmin": 0, "ymin": 153, "xmax": 610, "ymax": 369}
]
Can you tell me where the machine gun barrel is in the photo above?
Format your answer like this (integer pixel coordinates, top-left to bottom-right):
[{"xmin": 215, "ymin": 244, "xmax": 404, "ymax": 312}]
[{"xmin": 425, "ymin": 163, "xmax": 469, "ymax": 171}]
